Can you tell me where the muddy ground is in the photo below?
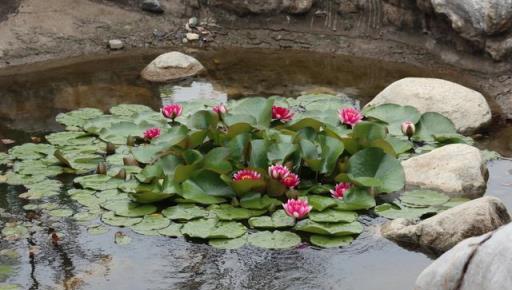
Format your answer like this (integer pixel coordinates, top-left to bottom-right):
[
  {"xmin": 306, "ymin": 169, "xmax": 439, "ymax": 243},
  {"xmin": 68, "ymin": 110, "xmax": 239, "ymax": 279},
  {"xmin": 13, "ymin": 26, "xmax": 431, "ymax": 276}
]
[{"xmin": 0, "ymin": 0, "xmax": 511, "ymax": 119}]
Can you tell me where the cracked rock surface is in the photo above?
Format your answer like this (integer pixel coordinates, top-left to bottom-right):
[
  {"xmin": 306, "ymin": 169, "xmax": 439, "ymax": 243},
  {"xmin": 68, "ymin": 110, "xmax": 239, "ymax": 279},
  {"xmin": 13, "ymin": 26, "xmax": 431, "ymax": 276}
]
[{"xmin": 415, "ymin": 221, "xmax": 512, "ymax": 290}]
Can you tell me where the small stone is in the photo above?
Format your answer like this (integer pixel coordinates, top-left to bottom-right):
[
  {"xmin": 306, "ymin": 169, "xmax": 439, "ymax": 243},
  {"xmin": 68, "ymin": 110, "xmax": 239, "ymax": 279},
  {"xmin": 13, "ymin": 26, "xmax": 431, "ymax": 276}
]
[
  {"xmin": 108, "ymin": 39, "xmax": 124, "ymax": 50},
  {"xmin": 186, "ymin": 33, "xmax": 200, "ymax": 41},
  {"xmin": 141, "ymin": 0, "xmax": 164, "ymax": 14},
  {"xmin": 188, "ymin": 17, "xmax": 199, "ymax": 28},
  {"xmin": 182, "ymin": 38, "xmax": 188, "ymax": 44}
]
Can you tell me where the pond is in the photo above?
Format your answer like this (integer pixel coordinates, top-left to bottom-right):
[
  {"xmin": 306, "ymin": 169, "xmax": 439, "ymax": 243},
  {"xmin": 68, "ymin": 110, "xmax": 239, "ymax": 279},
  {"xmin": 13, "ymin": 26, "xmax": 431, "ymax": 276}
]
[{"xmin": 0, "ymin": 48, "xmax": 511, "ymax": 290}]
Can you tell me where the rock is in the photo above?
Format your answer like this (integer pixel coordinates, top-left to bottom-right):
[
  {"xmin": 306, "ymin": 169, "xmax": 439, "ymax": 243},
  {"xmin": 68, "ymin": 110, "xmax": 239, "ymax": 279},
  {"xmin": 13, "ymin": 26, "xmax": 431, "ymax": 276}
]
[
  {"xmin": 188, "ymin": 17, "xmax": 199, "ymax": 28},
  {"xmin": 141, "ymin": 51, "xmax": 205, "ymax": 82},
  {"xmin": 402, "ymin": 144, "xmax": 487, "ymax": 198},
  {"xmin": 210, "ymin": 0, "xmax": 314, "ymax": 15},
  {"xmin": 381, "ymin": 196, "xmax": 510, "ymax": 255},
  {"xmin": 186, "ymin": 33, "xmax": 200, "ymax": 41},
  {"xmin": 427, "ymin": 0, "xmax": 512, "ymax": 44},
  {"xmin": 108, "ymin": 39, "xmax": 124, "ymax": 50},
  {"xmin": 366, "ymin": 78, "xmax": 492, "ymax": 134},
  {"xmin": 415, "ymin": 222, "xmax": 512, "ymax": 290},
  {"xmin": 141, "ymin": 0, "xmax": 164, "ymax": 14}
]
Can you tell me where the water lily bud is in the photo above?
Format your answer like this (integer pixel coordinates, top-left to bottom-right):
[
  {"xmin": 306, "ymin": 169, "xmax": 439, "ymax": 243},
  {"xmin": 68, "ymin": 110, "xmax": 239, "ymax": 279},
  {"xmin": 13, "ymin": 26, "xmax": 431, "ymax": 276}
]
[
  {"xmin": 401, "ymin": 121, "xmax": 416, "ymax": 139},
  {"xmin": 123, "ymin": 156, "xmax": 139, "ymax": 167},
  {"xmin": 126, "ymin": 136, "xmax": 137, "ymax": 146},
  {"xmin": 114, "ymin": 168, "xmax": 127, "ymax": 180},
  {"xmin": 106, "ymin": 143, "xmax": 116, "ymax": 155},
  {"xmin": 96, "ymin": 162, "xmax": 107, "ymax": 175}
]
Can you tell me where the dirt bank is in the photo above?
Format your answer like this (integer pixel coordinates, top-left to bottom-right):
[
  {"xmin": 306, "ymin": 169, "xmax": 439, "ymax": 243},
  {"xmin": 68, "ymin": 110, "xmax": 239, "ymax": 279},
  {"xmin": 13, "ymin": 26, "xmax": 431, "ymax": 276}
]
[{"xmin": 0, "ymin": 0, "xmax": 511, "ymax": 118}]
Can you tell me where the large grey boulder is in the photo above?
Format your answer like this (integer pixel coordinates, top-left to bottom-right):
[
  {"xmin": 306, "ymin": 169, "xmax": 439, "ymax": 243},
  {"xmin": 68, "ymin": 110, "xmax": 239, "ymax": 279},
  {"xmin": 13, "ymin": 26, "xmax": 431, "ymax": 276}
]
[
  {"xmin": 428, "ymin": 0, "xmax": 512, "ymax": 43},
  {"xmin": 381, "ymin": 196, "xmax": 510, "ymax": 255},
  {"xmin": 210, "ymin": 0, "xmax": 314, "ymax": 15},
  {"xmin": 415, "ymin": 221, "xmax": 512, "ymax": 290},
  {"xmin": 402, "ymin": 144, "xmax": 488, "ymax": 199},
  {"xmin": 141, "ymin": 52, "xmax": 205, "ymax": 83},
  {"xmin": 365, "ymin": 78, "xmax": 492, "ymax": 134}
]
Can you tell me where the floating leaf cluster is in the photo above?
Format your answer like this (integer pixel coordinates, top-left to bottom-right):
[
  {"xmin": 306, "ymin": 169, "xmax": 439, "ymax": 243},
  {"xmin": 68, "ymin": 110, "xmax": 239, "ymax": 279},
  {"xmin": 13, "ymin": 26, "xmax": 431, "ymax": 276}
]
[{"xmin": 0, "ymin": 95, "xmax": 473, "ymax": 249}]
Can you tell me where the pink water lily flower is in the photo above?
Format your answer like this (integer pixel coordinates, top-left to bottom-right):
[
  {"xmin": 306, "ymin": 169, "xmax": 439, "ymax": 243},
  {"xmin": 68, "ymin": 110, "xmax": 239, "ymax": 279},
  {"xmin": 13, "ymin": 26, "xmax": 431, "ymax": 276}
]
[
  {"xmin": 338, "ymin": 107, "xmax": 363, "ymax": 127},
  {"xmin": 268, "ymin": 164, "xmax": 290, "ymax": 180},
  {"xmin": 233, "ymin": 169, "xmax": 262, "ymax": 181},
  {"xmin": 272, "ymin": 106, "xmax": 294, "ymax": 123},
  {"xmin": 330, "ymin": 182, "xmax": 351, "ymax": 199},
  {"xmin": 213, "ymin": 104, "xmax": 228, "ymax": 115},
  {"xmin": 162, "ymin": 104, "xmax": 183, "ymax": 120},
  {"xmin": 283, "ymin": 198, "xmax": 312, "ymax": 219},
  {"xmin": 143, "ymin": 127, "xmax": 161, "ymax": 140},
  {"xmin": 281, "ymin": 173, "xmax": 300, "ymax": 189},
  {"xmin": 401, "ymin": 121, "xmax": 416, "ymax": 139}
]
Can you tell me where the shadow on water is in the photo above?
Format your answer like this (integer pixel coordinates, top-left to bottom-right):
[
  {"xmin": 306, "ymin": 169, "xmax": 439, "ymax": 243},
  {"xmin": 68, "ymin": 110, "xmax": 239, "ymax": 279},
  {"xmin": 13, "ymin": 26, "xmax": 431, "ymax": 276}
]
[{"xmin": 0, "ymin": 48, "xmax": 511, "ymax": 290}]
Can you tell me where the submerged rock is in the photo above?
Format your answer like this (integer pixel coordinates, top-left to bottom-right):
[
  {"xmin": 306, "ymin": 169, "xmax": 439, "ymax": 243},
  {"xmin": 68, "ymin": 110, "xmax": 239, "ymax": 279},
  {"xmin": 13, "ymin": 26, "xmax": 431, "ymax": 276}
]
[
  {"xmin": 141, "ymin": 52, "xmax": 205, "ymax": 83},
  {"xmin": 141, "ymin": 0, "xmax": 164, "ymax": 14},
  {"xmin": 415, "ymin": 222, "xmax": 512, "ymax": 290},
  {"xmin": 108, "ymin": 39, "xmax": 124, "ymax": 50},
  {"xmin": 366, "ymin": 78, "xmax": 492, "ymax": 134},
  {"xmin": 381, "ymin": 196, "xmax": 510, "ymax": 255},
  {"xmin": 402, "ymin": 144, "xmax": 487, "ymax": 198}
]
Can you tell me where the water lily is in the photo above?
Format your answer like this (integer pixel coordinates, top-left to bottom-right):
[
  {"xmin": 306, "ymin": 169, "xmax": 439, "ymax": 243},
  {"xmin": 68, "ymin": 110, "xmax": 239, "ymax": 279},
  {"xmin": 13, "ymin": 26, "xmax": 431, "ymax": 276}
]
[
  {"xmin": 283, "ymin": 198, "xmax": 312, "ymax": 219},
  {"xmin": 401, "ymin": 121, "xmax": 416, "ymax": 139},
  {"xmin": 233, "ymin": 169, "xmax": 262, "ymax": 181},
  {"xmin": 281, "ymin": 173, "xmax": 300, "ymax": 189},
  {"xmin": 330, "ymin": 182, "xmax": 351, "ymax": 199},
  {"xmin": 268, "ymin": 164, "xmax": 290, "ymax": 180},
  {"xmin": 338, "ymin": 107, "xmax": 363, "ymax": 127},
  {"xmin": 162, "ymin": 104, "xmax": 183, "ymax": 120},
  {"xmin": 272, "ymin": 106, "xmax": 294, "ymax": 123},
  {"xmin": 212, "ymin": 103, "xmax": 228, "ymax": 115},
  {"xmin": 143, "ymin": 127, "xmax": 161, "ymax": 140}
]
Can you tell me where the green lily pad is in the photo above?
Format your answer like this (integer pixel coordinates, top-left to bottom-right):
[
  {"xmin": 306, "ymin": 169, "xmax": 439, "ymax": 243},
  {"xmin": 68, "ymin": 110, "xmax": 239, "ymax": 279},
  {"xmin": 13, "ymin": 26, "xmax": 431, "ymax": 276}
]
[
  {"xmin": 74, "ymin": 174, "xmax": 124, "ymax": 191},
  {"xmin": 309, "ymin": 209, "xmax": 357, "ymax": 223},
  {"xmin": 399, "ymin": 190, "xmax": 450, "ymax": 207},
  {"xmin": 310, "ymin": 235, "xmax": 353, "ymax": 248},
  {"xmin": 130, "ymin": 214, "xmax": 170, "ymax": 232},
  {"xmin": 56, "ymin": 108, "xmax": 104, "ymax": 128},
  {"xmin": 158, "ymin": 223, "xmax": 184, "ymax": 237},
  {"xmin": 8, "ymin": 143, "xmax": 55, "ymax": 160},
  {"xmin": 240, "ymin": 194, "xmax": 282, "ymax": 210},
  {"xmin": 4, "ymin": 172, "xmax": 47, "ymax": 186},
  {"xmin": 181, "ymin": 219, "xmax": 247, "ymax": 239},
  {"xmin": 48, "ymin": 208, "xmax": 74, "ymax": 218},
  {"xmin": 209, "ymin": 234, "xmax": 248, "ymax": 249},
  {"xmin": 110, "ymin": 104, "xmax": 154, "ymax": 116},
  {"xmin": 101, "ymin": 212, "xmax": 143, "ymax": 227},
  {"xmin": 414, "ymin": 112, "xmax": 457, "ymax": 142},
  {"xmin": 2, "ymin": 224, "xmax": 29, "ymax": 240},
  {"xmin": 46, "ymin": 131, "xmax": 98, "ymax": 147},
  {"xmin": 248, "ymin": 231, "xmax": 301, "ymax": 249},
  {"xmin": 73, "ymin": 211, "xmax": 100, "ymax": 222},
  {"xmin": 442, "ymin": 197, "xmax": 470, "ymax": 208},
  {"xmin": 248, "ymin": 210, "xmax": 295, "ymax": 229},
  {"xmin": 374, "ymin": 203, "xmax": 438, "ymax": 220},
  {"xmin": 101, "ymin": 200, "xmax": 157, "ymax": 217},
  {"xmin": 161, "ymin": 204, "xmax": 208, "ymax": 221},
  {"xmin": 208, "ymin": 205, "xmax": 266, "ymax": 221},
  {"xmin": 19, "ymin": 179, "xmax": 63, "ymax": 200},
  {"xmin": 307, "ymin": 195, "xmax": 337, "ymax": 211},
  {"xmin": 294, "ymin": 219, "xmax": 363, "ymax": 236},
  {"xmin": 87, "ymin": 224, "xmax": 109, "ymax": 235}
]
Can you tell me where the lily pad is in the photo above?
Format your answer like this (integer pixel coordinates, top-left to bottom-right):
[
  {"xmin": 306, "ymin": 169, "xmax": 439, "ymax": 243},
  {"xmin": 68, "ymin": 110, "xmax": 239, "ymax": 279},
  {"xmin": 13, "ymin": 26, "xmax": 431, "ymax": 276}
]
[
  {"xmin": 181, "ymin": 219, "xmax": 246, "ymax": 239},
  {"xmin": 310, "ymin": 235, "xmax": 353, "ymax": 248},
  {"xmin": 130, "ymin": 214, "xmax": 170, "ymax": 232},
  {"xmin": 56, "ymin": 108, "xmax": 104, "ymax": 128},
  {"xmin": 158, "ymin": 223, "xmax": 184, "ymax": 237},
  {"xmin": 208, "ymin": 205, "xmax": 266, "ymax": 221},
  {"xmin": 110, "ymin": 104, "xmax": 154, "ymax": 116},
  {"xmin": 374, "ymin": 203, "xmax": 438, "ymax": 220},
  {"xmin": 19, "ymin": 179, "xmax": 63, "ymax": 200},
  {"xmin": 161, "ymin": 204, "xmax": 208, "ymax": 221},
  {"xmin": 399, "ymin": 190, "xmax": 450, "ymax": 207},
  {"xmin": 294, "ymin": 219, "xmax": 363, "ymax": 236},
  {"xmin": 209, "ymin": 234, "xmax": 248, "ymax": 249},
  {"xmin": 101, "ymin": 200, "xmax": 157, "ymax": 217},
  {"xmin": 307, "ymin": 195, "xmax": 337, "ymax": 211},
  {"xmin": 309, "ymin": 209, "xmax": 357, "ymax": 223},
  {"xmin": 248, "ymin": 231, "xmax": 301, "ymax": 249},
  {"xmin": 248, "ymin": 210, "xmax": 295, "ymax": 229},
  {"xmin": 87, "ymin": 224, "xmax": 109, "ymax": 235},
  {"xmin": 2, "ymin": 224, "xmax": 29, "ymax": 240},
  {"xmin": 48, "ymin": 208, "xmax": 74, "ymax": 218},
  {"xmin": 74, "ymin": 174, "xmax": 124, "ymax": 191},
  {"xmin": 101, "ymin": 212, "xmax": 143, "ymax": 227}
]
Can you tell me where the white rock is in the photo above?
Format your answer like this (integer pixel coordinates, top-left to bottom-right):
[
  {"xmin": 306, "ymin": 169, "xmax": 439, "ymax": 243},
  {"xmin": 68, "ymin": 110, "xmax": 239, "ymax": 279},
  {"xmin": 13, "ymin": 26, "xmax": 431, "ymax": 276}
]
[
  {"xmin": 415, "ymin": 222, "xmax": 512, "ymax": 290},
  {"xmin": 402, "ymin": 144, "xmax": 487, "ymax": 198},
  {"xmin": 365, "ymin": 78, "xmax": 492, "ymax": 134},
  {"xmin": 186, "ymin": 33, "xmax": 200, "ymax": 41},
  {"xmin": 108, "ymin": 39, "xmax": 124, "ymax": 50},
  {"xmin": 381, "ymin": 196, "xmax": 510, "ymax": 255},
  {"xmin": 141, "ymin": 51, "xmax": 205, "ymax": 82}
]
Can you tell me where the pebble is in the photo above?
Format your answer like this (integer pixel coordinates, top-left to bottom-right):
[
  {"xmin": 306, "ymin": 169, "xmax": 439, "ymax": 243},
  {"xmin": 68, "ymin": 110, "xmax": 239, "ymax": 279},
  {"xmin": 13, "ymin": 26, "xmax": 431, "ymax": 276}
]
[
  {"xmin": 186, "ymin": 33, "xmax": 200, "ymax": 41},
  {"xmin": 188, "ymin": 17, "xmax": 199, "ymax": 28},
  {"xmin": 108, "ymin": 39, "xmax": 124, "ymax": 50}
]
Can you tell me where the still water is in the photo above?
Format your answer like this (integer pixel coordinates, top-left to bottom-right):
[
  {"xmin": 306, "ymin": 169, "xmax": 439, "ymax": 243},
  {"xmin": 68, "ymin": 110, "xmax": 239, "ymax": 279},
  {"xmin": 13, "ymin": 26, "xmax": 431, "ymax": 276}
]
[{"xmin": 0, "ymin": 48, "xmax": 510, "ymax": 290}]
